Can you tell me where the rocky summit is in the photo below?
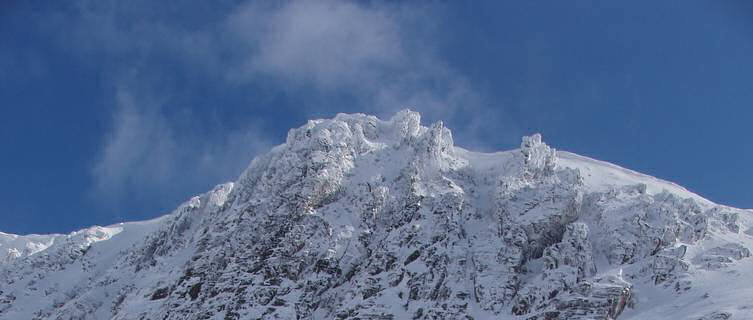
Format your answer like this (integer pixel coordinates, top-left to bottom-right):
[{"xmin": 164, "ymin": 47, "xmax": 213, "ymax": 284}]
[{"xmin": 2, "ymin": 110, "xmax": 752, "ymax": 320}]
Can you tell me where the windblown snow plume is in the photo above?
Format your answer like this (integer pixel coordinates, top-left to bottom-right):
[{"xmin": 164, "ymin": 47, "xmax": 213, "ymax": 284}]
[{"xmin": 2, "ymin": 111, "xmax": 752, "ymax": 319}]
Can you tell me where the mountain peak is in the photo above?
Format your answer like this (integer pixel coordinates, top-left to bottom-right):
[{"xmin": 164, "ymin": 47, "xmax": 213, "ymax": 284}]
[{"xmin": 281, "ymin": 109, "xmax": 452, "ymax": 153}]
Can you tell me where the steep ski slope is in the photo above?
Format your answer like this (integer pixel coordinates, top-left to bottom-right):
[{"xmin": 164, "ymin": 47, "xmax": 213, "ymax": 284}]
[{"xmin": 1, "ymin": 110, "xmax": 751, "ymax": 320}]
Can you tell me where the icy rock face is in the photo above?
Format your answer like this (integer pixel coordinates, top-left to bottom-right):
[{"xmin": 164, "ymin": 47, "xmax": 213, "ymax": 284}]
[
  {"xmin": 0, "ymin": 233, "xmax": 57, "ymax": 265},
  {"xmin": 520, "ymin": 133, "xmax": 557, "ymax": 179},
  {"xmin": 1, "ymin": 110, "xmax": 752, "ymax": 320}
]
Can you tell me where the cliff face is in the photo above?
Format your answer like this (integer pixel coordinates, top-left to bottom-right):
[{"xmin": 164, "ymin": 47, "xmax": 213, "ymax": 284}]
[{"xmin": 2, "ymin": 111, "xmax": 752, "ymax": 320}]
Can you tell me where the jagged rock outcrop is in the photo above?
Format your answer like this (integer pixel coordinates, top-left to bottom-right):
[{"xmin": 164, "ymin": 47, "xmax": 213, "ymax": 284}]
[{"xmin": 1, "ymin": 110, "xmax": 752, "ymax": 320}]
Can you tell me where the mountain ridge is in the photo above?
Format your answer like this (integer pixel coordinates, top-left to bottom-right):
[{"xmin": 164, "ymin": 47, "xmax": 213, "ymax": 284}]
[{"xmin": 1, "ymin": 110, "xmax": 751, "ymax": 320}]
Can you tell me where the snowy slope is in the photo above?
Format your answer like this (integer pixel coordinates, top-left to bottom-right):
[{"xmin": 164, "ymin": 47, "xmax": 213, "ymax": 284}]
[
  {"xmin": 557, "ymin": 151, "xmax": 713, "ymax": 205},
  {"xmin": 1, "ymin": 110, "xmax": 751, "ymax": 320}
]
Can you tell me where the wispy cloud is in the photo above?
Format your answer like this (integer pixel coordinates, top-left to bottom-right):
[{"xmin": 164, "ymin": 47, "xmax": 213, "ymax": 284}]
[
  {"xmin": 227, "ymin": 1, "xmax": 406, "ymax": 90},
  {"xmin": 89, "ymin": 84, "xmax": 271, "ymax": 210},
  {"xmin": 67, "ymin": 0, "xmax": 516, "ymax": 209},
  {"xmin": 91, "ymin": 88, "xmax": 176, "ymax": 202},
  {"xmin": 224, "ymin": 1, "xmax": 487, "ymax": 120}
]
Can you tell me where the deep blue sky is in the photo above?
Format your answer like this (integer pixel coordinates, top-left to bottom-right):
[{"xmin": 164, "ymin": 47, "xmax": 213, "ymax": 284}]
[{"xmin": 2, "ymin": 1, "xmax": 752, "ymax": 235}]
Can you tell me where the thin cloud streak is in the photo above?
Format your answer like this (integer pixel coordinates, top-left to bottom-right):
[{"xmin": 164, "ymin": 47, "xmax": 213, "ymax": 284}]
[{"xmin": 89, "ymin": 85, "xmax": 272, "ymax": 211}]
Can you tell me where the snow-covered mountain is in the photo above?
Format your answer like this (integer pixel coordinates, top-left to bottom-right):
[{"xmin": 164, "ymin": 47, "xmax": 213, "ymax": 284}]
[{"xmin": 2, "ymin": 110, "xmax": 751, "ymax": 320}]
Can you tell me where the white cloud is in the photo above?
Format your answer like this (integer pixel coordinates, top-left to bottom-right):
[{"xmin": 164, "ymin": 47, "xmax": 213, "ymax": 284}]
[
  {"xmin": 224, "ymin": 1, "xmax": 482, "ymax": 119},
  {"xmin": 82, "ymin": 0, "xmax": 516, "ymax": 206},
  {"xmin": 227, "ymin": 1, "xmax": 405, "ymax": 90}
]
